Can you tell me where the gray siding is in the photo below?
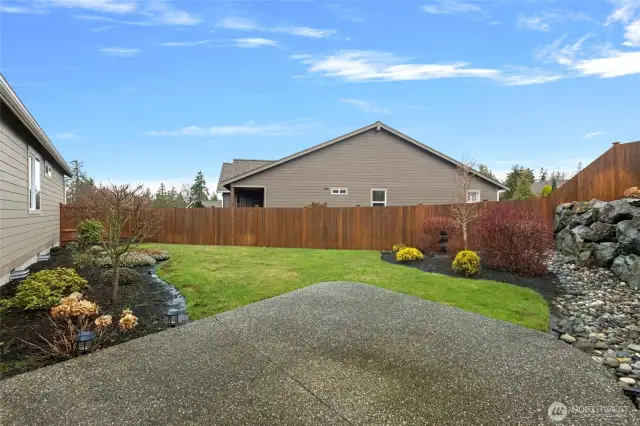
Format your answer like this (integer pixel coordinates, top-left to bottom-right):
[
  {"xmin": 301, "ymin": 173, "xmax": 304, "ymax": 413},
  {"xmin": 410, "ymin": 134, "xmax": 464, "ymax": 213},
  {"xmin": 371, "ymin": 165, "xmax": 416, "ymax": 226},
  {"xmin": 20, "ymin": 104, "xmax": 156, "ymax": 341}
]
[
  {"xmin": 222, "ymin": 193, "xmax": 230, "ymax": 208},
  {"xmin": 231, "ymin": 128, "xmax": 500, "ymax": 207},
  {"xmin": 0, "ymin": 118, "xmax": 64, "ymax": 281}
]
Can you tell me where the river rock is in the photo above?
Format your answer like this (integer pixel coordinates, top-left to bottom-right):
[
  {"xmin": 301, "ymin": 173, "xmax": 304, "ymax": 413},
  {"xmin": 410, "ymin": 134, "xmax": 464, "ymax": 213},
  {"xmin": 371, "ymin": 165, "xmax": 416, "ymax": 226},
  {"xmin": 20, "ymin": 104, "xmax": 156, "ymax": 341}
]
[
  {"xmin": 604, "ymin": 357, "xmax": 620, "ymax": 368},
  {"xmin": 618, "ymin": 363, "xmax": 633, "ymax": 373},
  {"xmin": 627, "ymin": 343, "xmax": 640, "ymax": 352},
  {"xmin": 560, "ymin": 333, "xmax": 576, "ymax": 343}
]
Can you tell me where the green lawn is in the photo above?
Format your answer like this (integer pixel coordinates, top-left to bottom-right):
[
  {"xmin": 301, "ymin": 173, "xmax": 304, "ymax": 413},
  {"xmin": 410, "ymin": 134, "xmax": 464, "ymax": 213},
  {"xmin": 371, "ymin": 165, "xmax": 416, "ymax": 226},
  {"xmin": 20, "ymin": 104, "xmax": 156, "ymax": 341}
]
[{"xmin": 143, "ymin": 244, "xmax": 550, "ymax": 331}]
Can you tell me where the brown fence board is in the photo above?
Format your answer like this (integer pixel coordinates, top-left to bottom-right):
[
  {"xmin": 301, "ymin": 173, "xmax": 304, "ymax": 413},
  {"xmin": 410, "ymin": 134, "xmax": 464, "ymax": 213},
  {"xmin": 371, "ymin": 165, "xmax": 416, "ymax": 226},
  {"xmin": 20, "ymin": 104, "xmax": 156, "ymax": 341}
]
[{"xmin": 60, "ymin": 141, "xmax": 640, "ymax": 251}]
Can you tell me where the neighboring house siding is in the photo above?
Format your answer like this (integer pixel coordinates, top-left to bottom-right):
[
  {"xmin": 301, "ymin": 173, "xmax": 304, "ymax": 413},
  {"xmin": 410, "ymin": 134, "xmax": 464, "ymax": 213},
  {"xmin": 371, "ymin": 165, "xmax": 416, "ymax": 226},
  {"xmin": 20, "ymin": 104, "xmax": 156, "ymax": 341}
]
[
  {"xmin": 222, "ymin": 193, "xmax": 230, "ymax": 208},
  {"xmin": 0, "ymin": 113, "xmax": 64, "ymax": 283},
  {"xmin": 231, "ymin": 128, "xmax": 499, "ymax": 207}
]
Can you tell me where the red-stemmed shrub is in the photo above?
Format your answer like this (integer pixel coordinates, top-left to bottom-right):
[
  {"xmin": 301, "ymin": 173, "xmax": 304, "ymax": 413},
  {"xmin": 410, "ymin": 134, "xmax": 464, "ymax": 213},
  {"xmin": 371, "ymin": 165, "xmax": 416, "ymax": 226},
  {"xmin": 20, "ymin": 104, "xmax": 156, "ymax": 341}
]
[
  {"xmin": 418, "ymin": 216, "xmax": 459, "ymax": 252},
  {"xmin": 475, "ymin": 206, "xmax": 553, "ymax": 275}
]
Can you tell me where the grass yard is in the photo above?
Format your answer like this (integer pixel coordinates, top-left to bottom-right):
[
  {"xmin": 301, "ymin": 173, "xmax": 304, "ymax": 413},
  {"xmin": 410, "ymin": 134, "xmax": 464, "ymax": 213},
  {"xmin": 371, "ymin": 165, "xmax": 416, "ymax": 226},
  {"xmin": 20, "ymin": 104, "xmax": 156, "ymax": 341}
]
[{"xmin": 143, "ymin": 244, "xmax": 550, "ymax": 331}]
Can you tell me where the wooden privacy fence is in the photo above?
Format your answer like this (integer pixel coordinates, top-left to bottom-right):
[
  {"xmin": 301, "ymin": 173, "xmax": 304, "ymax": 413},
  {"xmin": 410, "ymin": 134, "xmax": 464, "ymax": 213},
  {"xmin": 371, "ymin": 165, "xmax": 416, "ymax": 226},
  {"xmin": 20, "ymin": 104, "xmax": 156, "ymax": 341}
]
[{"xmin": 60, "ymin": 140, "xmax": 640, "ymax": 251}]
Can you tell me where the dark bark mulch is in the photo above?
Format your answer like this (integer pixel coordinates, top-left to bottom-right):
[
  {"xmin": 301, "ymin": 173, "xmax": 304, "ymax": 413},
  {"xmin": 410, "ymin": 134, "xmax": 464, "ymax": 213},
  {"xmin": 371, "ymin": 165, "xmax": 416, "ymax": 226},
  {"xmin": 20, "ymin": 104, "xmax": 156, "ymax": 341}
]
[
  {"xmin": 381, "ymin": 251, "xmax": 560, "ymax": 301},
  {"xmin": 0, "ymin": 248, "xmax": 173, "ymax": 380}
]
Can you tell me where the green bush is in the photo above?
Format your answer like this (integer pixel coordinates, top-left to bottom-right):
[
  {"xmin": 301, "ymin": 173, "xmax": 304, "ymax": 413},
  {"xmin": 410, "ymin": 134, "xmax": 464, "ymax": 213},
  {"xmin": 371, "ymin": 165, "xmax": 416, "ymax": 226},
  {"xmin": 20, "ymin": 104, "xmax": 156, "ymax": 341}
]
[
  {"xmin": 134, "ymin": 249, "xmax": 170, "ymax": 261},
  {"xmin": 77, "ymin": 219, "xmax": 104, "ymax": 249},
  {"xmin": 88, "ymin": 245, "xmax": 104, "ymax": 255},
  {"xmin": 66, "ymin": 241, "xmax": 79, "ymax": 253},
  {"xmin": 102, "ymin": 267, "xmax": 142, "ymax": 286},
  {"xmin": 72, "ymin": 252, "xmax": 97, "ymax": 268},
  {"xmin": 540, "ymin": 185, "xmax": 552, "ymax": 197},
  {"xmin": 11, "ymin": 268, "xmax": 88, "ymax": 310},
  {"xmin": 396, "ymin": 247, "xmax": 424, "ymax": 262},
  {"xmin": 96, "ymin": 252, "xmax": 156, "ymax": 268},
  {"xmin": 452, "ymin": 250, "xmax": 481, "ymax": 276}
]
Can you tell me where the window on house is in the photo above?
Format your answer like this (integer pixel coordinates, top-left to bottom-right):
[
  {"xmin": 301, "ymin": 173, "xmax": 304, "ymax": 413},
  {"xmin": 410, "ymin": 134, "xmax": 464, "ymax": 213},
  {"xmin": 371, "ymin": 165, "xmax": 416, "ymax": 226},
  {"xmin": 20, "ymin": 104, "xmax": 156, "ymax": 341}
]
[
  {"xmin": 371, "ymin": 189, "xmax": 386, "ymax": 207},
  {"xmin": 467, "ymin": 190, "xmax": 480, "ymax": 203},
  {"xmin": 28, "ymin": 153, "xmax": 41, "ymax": 210},
  {"xmin": 45, "ymin": 163, "xmax": 52, "ymax": 178},
  {"xmin": 330, "ymin": 188, "xmax": 348, "ymax": 195}
]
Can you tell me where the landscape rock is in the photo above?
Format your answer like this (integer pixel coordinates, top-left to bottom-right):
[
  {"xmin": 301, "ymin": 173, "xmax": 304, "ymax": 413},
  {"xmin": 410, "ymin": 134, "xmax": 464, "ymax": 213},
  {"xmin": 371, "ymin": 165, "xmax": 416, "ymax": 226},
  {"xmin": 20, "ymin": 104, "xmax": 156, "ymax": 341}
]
[
  {"xmin": 593, "ymin": 242, "xmax": 619, "ymax": 267},
  {"xmin": 620, "ymin": 377, "xmax": 636, "ymax": 385},
  {"xmin": 617, "ymin": 220, "xmax": 640, "ymax": 254},
  {"xmin": 627, "ymin": 343, "xmax": 640, "ymax": 352},
  {"xmin": 556, "ymin": 227, "xmax": 577, "ymax": 255},
  {"xmin": 604, "ymin": 357, "xmax": 620, "ymax": 368},
  {"xmin": 560, "ymin": 333, "xmax": 576, "ymax": 343},
  {"xmin": 611, "ymin": 255, "xmax": 640, "ymax": 290},
  {"xmin": 590, "ymin": 222, "xmax": 617, "ymax": 242},
  {"xmin": 572, "ymin": 225, "xmax": 594, "ymax": 242},
  {"xmin": 569, "ymin": 212, "xmax": 595, "ymax": 229},
  {"xmin": 618, "ymin": 363, "xmax": 633, "ymax": 373},
  {"xmin": 599, "ymin": 200, "xmax": 636, "ymax": 224},
  {"xmin": 621, "ymin": 198, "xmax": 640, "ymax": 208}
]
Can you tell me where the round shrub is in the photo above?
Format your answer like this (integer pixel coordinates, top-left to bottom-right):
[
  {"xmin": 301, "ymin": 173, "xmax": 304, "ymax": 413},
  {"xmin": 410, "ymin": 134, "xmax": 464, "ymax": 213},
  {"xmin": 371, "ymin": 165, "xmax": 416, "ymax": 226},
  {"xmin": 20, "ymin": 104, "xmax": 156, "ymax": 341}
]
[
  {"xmin": 623, "ymin": 186, "xmax": 640, "ymax": 198},
  {"xmin": 475, "ymin": 206, "xmax": 553, "ymax": 275},
  {"xmin": 102, "ymin": 267, "xmax": 142, "ymax": 286},
  {"xmin": 392, "ymin": 244, "xmax": 406, "ymax": 253},
  {"xmin": 396, "ymin": 247, "xmax": 424, "ymax": 262},
  {"xmin": 94, "ymin": 252, "xmax": 156, "ymax": 268},
  {"xmin": 88, "ymin": 245, "xmax": 104, "ymax": 255},
  {"xmin": 77, "ymin": 219, "xmax": 104, "ymax": 249},
  {"xmin": 540, "ymin": 185, "xmax": 552, "ymax": 197},
  {"xmin": 11, "ymin": 268, "xmax": 88, "ymax": 310},
  {"xmin": 134, "ymin": 249, "xmax": 170, "ymax": 261},
  {"xmin": 452, "ymin": 250, "xmax": 481, "ymax": 276}
]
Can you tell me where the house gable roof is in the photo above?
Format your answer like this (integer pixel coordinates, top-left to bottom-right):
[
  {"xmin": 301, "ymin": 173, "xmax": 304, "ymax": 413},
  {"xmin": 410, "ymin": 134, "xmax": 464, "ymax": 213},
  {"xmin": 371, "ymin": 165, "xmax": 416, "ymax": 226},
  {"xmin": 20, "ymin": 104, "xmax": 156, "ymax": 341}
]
[
  {"xmin": 0, "ymin": 74, "xmax": 73, "ymax": 176},
  {"xmin": 217, "ymin": 159, "xmax": 273, "ymax": 192},
  {"xmin": 220, "ymin": 121, "xmax": 506, "ymax": 190}
]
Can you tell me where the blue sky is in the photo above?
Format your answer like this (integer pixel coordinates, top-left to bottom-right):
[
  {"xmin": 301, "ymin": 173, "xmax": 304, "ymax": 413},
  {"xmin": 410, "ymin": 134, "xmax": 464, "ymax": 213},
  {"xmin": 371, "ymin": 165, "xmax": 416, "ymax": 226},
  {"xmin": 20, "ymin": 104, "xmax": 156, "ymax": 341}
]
[{"xmin": 2, "ymin": 0, "xmax": 639, "ymax": 194}]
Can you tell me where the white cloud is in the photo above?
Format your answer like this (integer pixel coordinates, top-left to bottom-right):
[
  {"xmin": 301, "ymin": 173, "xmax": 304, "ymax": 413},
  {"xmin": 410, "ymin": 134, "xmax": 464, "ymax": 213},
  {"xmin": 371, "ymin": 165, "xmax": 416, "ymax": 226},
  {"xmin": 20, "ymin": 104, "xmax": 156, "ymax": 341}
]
[
  {"xmin": 421, "ymin": 0, "xmax": 483, "ymax": 15},
  {"xmin": 147, "ymin": 120, "xmax": 319, "ymax": 137},
  {"xmin": 216, "ymin": 17, "xmax": 336, "ymax": 38},
  {"xmin": 56, "ymin": 132, "xmax": 80, "ymax": 140},
  {"xmin": 100, "ymin": 47, "xmax": 139, "ymax": 56},
  {"xmin": 0, "ymin": 4, "xmax": 33, "ymax": 13},
  {"xmin": 233, "ymin": 38, "xmax": 279, "ymax": 48},
  {"xmin": 500, "ymin": 68, "xmax": 563, "ymax": 86},
  {"xmin": 517, "ymin": 15, "xmax": 550, "ymax": 32},
  {"xmin": 623, "ymin": 18, "xmax": 640, "ymax": 46},
  {"xmin": 158, "ymin": 40, "xmax": 211, "ymax": 47},
  {"xmin": 606, "ymin": 0, "xmax": 640, "ymax": 25},
  {"xmin": 142, "ymin": 0, "xmax": 199, "ymax": 26},
  {"xmin": 340, "ymin": 98, "xmax": 391, "ymax": 114},
  {"xmin": 583, "ymin": 131, "xmax": 604, "ymax": 139},
  {"xmin": 90, "ymin": 25, "xmax": 114, "ymax": 32},
  {"xmin": 49, "ymin": 0, "xmax": 136, "ymax": 14},
  {"xmin": 534, "ymin": 35, "xmax": 591, "ymax": 66},
  {"xmin": 294, "ymin": 50, "xmax": 500, "ymax": 82}
]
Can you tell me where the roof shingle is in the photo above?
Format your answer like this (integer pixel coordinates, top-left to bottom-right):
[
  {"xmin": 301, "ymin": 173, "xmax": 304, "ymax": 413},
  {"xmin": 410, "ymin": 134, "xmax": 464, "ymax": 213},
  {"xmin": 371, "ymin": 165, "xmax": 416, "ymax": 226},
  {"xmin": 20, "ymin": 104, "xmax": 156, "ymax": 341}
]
[{"xmin": 217, "ymin": 159, "xmax": 273, "ymax": 192}]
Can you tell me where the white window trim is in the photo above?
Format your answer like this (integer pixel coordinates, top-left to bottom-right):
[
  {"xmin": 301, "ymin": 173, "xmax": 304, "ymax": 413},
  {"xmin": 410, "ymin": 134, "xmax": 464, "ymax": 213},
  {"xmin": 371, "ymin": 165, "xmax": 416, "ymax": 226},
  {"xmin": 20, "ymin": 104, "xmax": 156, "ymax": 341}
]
[
  {"xmin": 467, "ymin": 189, "xmax": 481, "ymax": 203},
  {"xmin": 371, "ymin": 188, "xmax": 387, "ymax": 206},
  {"xmin": 28, "ymin": 152, "xmax": 41, "ymax": 212},
  {"xmin": 330, "ymin": 188, "xmax": 348, "ymax": 195}
]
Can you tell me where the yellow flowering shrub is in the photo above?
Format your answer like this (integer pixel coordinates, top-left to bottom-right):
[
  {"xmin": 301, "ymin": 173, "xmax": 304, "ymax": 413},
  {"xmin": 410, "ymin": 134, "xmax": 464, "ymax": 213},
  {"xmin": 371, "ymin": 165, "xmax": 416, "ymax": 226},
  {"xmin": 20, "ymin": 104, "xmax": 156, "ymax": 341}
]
[
  {"xmin": 392, "ymin": 244, "xmax": 407, "ymax": 253},
  {"xmin": 452, "ymin": 250, "xmax": 481, "ymax": 276},
  {"xmin": 396, "ymin": 247, "xmax": 424, "ymax": 262}
]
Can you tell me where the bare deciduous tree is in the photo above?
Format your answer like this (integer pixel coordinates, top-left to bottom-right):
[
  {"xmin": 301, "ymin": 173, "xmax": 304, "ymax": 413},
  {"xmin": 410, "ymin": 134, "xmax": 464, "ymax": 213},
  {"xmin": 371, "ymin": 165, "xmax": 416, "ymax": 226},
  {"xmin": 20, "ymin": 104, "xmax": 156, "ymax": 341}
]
[
  {"xmin": 76, "ymin": 184, "xmax": 161, "ymax": 304},
  {"xmin": 451, "ymin": 158, "xmax": 478, "ymax": 249}
]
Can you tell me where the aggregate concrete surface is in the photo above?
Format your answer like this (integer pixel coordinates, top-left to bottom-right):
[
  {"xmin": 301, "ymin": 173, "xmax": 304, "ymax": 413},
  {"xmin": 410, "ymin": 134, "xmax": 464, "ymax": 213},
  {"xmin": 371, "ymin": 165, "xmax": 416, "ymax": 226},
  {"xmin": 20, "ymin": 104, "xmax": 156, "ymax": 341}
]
[{"xmin": 2, "ymin": 282, "xmax": 638, "ymax": 425}]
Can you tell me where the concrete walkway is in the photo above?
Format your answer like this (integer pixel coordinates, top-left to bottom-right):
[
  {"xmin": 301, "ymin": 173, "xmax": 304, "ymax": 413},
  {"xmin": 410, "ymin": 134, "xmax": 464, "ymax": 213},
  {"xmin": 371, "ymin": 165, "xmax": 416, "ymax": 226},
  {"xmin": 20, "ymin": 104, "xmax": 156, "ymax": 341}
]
[{"xmin": 1, "ymin": 282, "xmax": 638, "ymax": 425}]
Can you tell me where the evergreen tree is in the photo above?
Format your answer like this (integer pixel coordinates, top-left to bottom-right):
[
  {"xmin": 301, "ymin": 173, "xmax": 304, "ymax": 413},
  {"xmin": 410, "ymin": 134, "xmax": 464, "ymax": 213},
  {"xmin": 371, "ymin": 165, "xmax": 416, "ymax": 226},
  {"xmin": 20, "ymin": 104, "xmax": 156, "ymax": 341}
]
[
  {"xmin": 477, "ymin": 164, "xmax": 497, "ymax": 180},
  {"xmin": 576, "ymin": 162, "xmax": 583, "ymax": 173},
  {"xmin": 188, "ymin": 172, "xmax": 208, "ymax": 202},
  {"xmin": 551, "ymin": 176, "xmax": 558, "ymax": 191},
  {"xmin": 210, "ymin": 192, "xmax": 219, "ymax": 201},
  {"xmin": 539, "ymin": 167, "xmax": 548, "ymax": 182},
  {"xmin": 513, "ymin": 175, "xmax": 535, "ymax": 200},
  {"xmin": 154, "ymin": 183, "xmax": 169, "ymax": 207},
  {"xmin": 65, "ymin": 159, "xmax": 95, "ymax": 204},
  {"xmin": 503, "ymin": 165, "xmax": 535, "ymax": 199}
]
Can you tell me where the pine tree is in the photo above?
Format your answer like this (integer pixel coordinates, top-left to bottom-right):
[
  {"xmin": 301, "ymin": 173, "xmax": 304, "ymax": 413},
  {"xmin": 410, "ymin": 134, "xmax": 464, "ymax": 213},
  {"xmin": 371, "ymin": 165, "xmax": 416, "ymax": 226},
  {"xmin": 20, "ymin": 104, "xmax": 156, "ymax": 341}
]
[
  {"xmin": 477, "ymin": 164, "xmax": 497, "ymax": 180},
  {"xmin": 65, "ymin": 159, "xmax": 95, "ymax": 204},
  {"xmin": 189, "ymin": 171, "xmax": 209, "ymax": 202},
  {"xmin": 513, "ymin": 175, "xmax": 535, "ymax": 200},
  {"xmin": 210, "ymin": 192, "xmax": 218, "ymax": 201},
  {"xmin": 503, "ymin": 165, "xmax": 535, "ymax": 199},
  {"xmin": 551, "ymin": 176, "xmax": 558, "ymax": 191},
  {"xmin": 539, "ymin": 167, "xmax": 548, "ymax": 182}
]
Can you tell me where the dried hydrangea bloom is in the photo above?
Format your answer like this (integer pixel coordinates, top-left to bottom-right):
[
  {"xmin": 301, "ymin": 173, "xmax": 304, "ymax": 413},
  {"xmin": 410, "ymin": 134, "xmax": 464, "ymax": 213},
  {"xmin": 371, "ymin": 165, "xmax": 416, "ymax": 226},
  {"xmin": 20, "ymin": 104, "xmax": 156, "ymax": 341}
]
[
  {"xmin": 122, "ymin": 308, "xmax": 133, "ymax": 316},
  {"xmin": 94, "ymin": 314, "xmax": 113, "ymax": 329},
  {"xmin": 50, "ymin": 294, "xmax": 98, "ymax": 318},
  {"xmin": 119, "ymin": 312, "xmax": 138, "ymax": 331}
]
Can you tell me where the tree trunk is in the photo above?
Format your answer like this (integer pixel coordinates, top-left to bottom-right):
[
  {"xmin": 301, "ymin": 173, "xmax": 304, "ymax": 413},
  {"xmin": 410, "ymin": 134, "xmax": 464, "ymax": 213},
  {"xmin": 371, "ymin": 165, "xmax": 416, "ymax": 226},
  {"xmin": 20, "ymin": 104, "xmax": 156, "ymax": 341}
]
[
  {"xmin": 462, "ymin": 224, "xmax": 468, "ymax": 250},
  {"xmin": 111, "ymin": 255, "xmax": 120, "ymax": 305}
]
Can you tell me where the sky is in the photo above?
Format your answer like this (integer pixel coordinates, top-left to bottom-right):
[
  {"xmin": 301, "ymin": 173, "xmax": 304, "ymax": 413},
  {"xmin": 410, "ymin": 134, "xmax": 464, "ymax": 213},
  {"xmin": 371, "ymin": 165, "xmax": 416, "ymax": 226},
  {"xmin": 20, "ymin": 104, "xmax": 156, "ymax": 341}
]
[{"xmin": 1, "ymin": 0, "xmax": 639, "ymax": 195}]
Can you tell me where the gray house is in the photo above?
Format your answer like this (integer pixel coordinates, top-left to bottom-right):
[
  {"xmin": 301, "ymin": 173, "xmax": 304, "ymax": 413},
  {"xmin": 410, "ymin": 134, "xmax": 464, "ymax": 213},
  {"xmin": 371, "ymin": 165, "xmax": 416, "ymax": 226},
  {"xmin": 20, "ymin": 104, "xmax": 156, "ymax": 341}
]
[
  {"xmin": 217, "ymin": 121, "xmax": 505, "ymax": 208},
  {"xmin": 0, "ymin": 75, "xmax": 73, "ymax": 285}
]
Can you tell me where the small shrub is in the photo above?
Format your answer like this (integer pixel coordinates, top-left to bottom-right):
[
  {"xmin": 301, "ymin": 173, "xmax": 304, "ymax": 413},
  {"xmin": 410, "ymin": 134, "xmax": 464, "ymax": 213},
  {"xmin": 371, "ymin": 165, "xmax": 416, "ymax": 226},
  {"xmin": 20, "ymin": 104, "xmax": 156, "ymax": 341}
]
[
  {"xmin": 95, "ymin": 252, "xmax": 156, "ymax": 268},
  {"xmin": 392, "ymin": 244, "xmax": 406, "ymax": 253},
  {"xmin": 396, "ymin": 247, "xmax": 424, "ymax": 262},
  {"xmin": 101, "ymin": 268, "xmax": 142, "ymax": 286},
  {"xmin": 66, "ymin": 241, "xmax": 79, "ymax": 253},
  {"xmin": 72, "ymin": 252, "xmax": 98, "ymax": 268},
  {"xmin": 76, "ymin": 219, "xmax": 104, "ymax": 249},
  {"xmin": 88, "ymin": 245, "xmax": 104, "ymax": 255},
  {"xmin": 475, "ymin": 207, "xmax": 553, "ymax": 275},
  {"xmin": 420, "ymin": 216, "xmax": 459, "ymax": 252},
  {"xmin": 11, "ymin": 268, "xmax": 88, "ymax": 310},
  {"xmin": 623, "ymin": 186, "xmax": 640, "ymax": 198},
  {"xmin": 134, "ymin": 248, "xmax": 170, "ymax": 261},
  {"xmin": 452, "ymin": 250, "xmax": 481, "ymax": 276},
  {"xmin": 540, "ymin": 185, "xmax": 553, "ymax": 197}
]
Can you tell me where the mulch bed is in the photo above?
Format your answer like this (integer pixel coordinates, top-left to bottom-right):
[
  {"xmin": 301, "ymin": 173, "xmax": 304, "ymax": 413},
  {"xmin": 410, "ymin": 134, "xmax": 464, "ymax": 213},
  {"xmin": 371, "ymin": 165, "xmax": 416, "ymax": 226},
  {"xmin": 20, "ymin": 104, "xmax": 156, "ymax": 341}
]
[
  {"xmin": 381, "ymin": 251, "xmax": 560, "ymax": 301},
  {"xmin": 0, "ymin": 248, "xmax": 173, "ymax": 380}
]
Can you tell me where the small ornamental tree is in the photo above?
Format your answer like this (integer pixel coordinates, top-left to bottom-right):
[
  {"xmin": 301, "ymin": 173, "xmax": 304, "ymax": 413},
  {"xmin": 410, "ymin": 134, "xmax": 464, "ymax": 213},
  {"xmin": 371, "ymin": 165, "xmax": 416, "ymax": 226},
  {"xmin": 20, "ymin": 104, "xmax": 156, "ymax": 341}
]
[
  {"xmin": 450, "ymin": 159, "xmax": 478, "ymax": 249},
  {"xmin": 76, "ymin": 184, "xmax": 161, "ymax": 304}
]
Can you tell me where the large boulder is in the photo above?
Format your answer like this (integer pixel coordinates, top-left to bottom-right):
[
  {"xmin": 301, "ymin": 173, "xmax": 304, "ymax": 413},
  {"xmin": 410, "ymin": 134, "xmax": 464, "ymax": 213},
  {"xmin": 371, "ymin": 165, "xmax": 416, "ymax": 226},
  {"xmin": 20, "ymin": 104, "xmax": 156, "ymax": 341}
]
[
  {"xmin": 590, "ymin": 221, "xmax": 617, "ymax": 242},
  {"xmin": 554, "ymin": 204, "xmax": 574, "ymax": 232},
  {"xmin": 556, "ymin": 226, "xmax": 578, "ymax": 255},
  {"xmin": 568, "ymin": 212, "xmax": 595, "ymax": 229},
  {"xmin": 617, "ymin": 220, "xmax": 640, "ymax": 254},
  {"xmin": 593, "ymin": 242, "xmax": 619, "ymax": 267},
  {"xmin": 572, "ymin": 225, "xmax": 594, "ymax": 241},
  {"xmin": 621, "ymin": 198, "xmax": 640, "ymax": 207},
  {"xmin": 611, "ymin": 254, "xmax": 640, "ymax": 290},
  {"xmin": 599, "ymin": 200, "xmax": 637, "ymax": 224},
  {"xmin": 576, "ymin": 243, "xmax": 595, "ymax": 266}
]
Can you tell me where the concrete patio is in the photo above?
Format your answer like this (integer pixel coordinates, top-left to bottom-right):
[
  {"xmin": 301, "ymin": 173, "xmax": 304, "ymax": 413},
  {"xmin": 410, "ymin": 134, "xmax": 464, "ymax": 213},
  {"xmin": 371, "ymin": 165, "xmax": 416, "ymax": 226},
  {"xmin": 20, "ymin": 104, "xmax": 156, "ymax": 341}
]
[{"xmin": 1, "ymin": 282, "xmax": 638, "ymax": 425}]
